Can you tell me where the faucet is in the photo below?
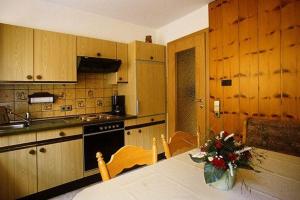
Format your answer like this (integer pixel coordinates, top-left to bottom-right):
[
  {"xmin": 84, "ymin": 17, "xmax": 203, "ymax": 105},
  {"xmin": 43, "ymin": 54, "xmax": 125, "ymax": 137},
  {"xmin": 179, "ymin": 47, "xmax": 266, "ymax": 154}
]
[{"xmin": 8, "ymin": 110, "xmax": 31, "ymax": 127}]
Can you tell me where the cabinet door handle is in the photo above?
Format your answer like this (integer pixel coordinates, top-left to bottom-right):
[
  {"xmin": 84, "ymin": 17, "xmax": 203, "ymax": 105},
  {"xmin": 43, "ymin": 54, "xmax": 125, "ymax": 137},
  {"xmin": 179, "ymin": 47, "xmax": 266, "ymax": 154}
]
[
  {"xmin": 26, "ymin": 75, "xmax": 33, "ymax": 80},
  {"xmin": 119, "ymin": 77, "xmax": 123, "ymax": 81},
  {"xmin": 136, "ymin": 99, "xmax": 139, "ymax": 115},
  {"xmin": 29, "ymin": 149, "xmax": 36, "ymax": 155},
  {"xmin": 39, "ymin": 148, "xmax": 46, "ymax": 153},
  {"xmin": 138, "ymin": 129, "xmax": 142, "ymax": 133},
  {"xmin": 97, "ymin": 52, "xmax": 101, "ymax": 57},
  {"xmin": 59, "ymin": 131, "xmax": 66, "ymax": 137},
  {"xmin": 36, "ymin": 75, "xmax": 42, "ymax": 80},
  {"xmin": 151, "ymin": 118, "xmax": 154, "ymax": 122},
  {"xmin": 150, "ymin": 56, "xmax": 154, "ymax": 60},
  {"xmin": 126, "ymin": 131, "xmax": 131, "ymax": 135}
]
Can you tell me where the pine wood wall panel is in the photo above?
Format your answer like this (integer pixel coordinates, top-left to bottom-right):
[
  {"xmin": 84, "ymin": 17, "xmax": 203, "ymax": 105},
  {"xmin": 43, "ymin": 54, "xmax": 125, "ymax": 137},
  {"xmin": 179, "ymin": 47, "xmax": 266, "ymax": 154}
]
[
  {"xmin": 209, "ymin": 0, "xmax": 224, "ymax": 133},
  {"xmin": 281, "ymin": 0, "xmax": 300, "ymax": 120},
  {"xmin": 221, "ymin": 0, "xmax": 240, "ymax": 133},
  {"xmin": 209, "ymin": 0, "xmax": 298, "ymax": 134},
  {"xmin": 239, "ymin": 0, "xmax": 259, "ymax": 128},
  {"xmin": 258, "ymin": 0, "xmax": 282, "ymax": 119}
]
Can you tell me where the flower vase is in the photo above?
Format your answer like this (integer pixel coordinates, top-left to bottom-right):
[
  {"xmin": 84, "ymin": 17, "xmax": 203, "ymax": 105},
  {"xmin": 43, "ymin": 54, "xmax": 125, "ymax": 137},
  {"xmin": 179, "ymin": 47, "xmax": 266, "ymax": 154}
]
[{"xmin": 209, "ymin": 169, "xmax": 237, "ymax": 191}]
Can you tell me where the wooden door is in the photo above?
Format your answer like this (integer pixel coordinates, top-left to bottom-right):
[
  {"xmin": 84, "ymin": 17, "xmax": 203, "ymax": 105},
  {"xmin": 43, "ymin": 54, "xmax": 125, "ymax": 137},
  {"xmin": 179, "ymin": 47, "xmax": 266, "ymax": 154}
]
[
  {"xmin": 125, "ymin": 128, "xmax": 143, "ymax": 147},
  {"xmin": 116, "ymin": 42, "xmax": 128, "ymax": 82},
  {"xmin": 37, "ymin": 139, "xmax": 83, "ymax": 191},
  {"xmin": 34, "ymin": 29, "xmax": 76, "ymax": 82},
  {"xmin": 0, "ymin": 24, "xmax": 33, "ymax": 81},
  {"xmin": 167, "ymin": 30, "xmax": 208, "ymax": 144},
  {"xmin": 136, "ymin": 61, "xmax": 166, "ymax": 116},
  {"xmin": 0, "ymin": 147, "xmax": 37, "ymax": 199},
  {"xmin": 77, "ymin": 36, "xmax": 116, "ymax": 59},
  {"xmin": 61, "ymin": 139, "xmax": 83, "ymax": 184},
  {"xmin": 135, "ymin": 41, "xmax": 165, "ymax": 62},
  {"xmin": 37, "ymin": 143, "xmax": 61, "ymax": 191}
]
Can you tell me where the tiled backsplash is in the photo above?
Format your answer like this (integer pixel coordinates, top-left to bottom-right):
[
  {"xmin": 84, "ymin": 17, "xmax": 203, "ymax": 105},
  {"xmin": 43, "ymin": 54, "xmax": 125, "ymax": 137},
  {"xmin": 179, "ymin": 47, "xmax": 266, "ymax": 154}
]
[{"xmin": 0, "ymin": 73, "xmax": 118, "ymax": 120}]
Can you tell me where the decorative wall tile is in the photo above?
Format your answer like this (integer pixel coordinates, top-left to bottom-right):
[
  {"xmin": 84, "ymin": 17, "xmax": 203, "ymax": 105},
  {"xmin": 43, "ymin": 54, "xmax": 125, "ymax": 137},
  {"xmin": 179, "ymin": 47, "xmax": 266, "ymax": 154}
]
[
  {"xmin": 15, "ymin": 90, "xmax": 28, "ymax": 102},
  {"xmin": 0, "ymin": 73, "xmax": 116, "ymax": 119}
]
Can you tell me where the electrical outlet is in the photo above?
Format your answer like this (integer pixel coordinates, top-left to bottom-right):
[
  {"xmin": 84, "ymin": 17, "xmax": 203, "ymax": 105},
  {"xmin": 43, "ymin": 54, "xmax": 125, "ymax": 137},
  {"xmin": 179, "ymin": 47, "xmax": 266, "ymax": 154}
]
[{"xmin": 61, "ymin": 105, "xmax": 72, "ymax": 111}]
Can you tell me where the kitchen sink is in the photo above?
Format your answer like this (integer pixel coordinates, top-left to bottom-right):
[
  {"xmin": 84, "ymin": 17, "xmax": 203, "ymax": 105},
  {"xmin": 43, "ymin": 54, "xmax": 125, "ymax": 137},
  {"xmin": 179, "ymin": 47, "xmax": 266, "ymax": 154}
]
[{"xmin": 0, "ymin": 123, "xmax": 25, "ymax": 131}]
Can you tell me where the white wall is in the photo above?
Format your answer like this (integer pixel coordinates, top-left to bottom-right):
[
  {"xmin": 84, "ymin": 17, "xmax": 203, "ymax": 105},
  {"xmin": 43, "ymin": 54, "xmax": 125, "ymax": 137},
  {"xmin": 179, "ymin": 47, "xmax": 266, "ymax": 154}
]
[
  {"xmin": 0, "ymin": 0, "xmax": 157, "ymax": 43},
  {"xmin": 156, "ymin": 5, "xmax": 208, "ymax": 44}
]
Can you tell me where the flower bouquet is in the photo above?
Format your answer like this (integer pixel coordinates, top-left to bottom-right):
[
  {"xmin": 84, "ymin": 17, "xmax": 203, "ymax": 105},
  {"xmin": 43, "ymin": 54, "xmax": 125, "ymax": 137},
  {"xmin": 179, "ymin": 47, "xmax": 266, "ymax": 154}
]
[{"xmin": 190, "ymin": 131, "xmax": 254, "ymax": 190}]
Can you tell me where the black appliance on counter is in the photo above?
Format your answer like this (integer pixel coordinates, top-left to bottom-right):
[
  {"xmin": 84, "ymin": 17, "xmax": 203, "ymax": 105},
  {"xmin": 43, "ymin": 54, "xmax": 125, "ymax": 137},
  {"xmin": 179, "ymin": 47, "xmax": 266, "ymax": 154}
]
[
  {"xmin": 83, "ymin": 121, "xmax": 124, "ymax": 172},
  {"xmin": 111, "ymin": 95, "xmax": 125, "ymax": 115}
]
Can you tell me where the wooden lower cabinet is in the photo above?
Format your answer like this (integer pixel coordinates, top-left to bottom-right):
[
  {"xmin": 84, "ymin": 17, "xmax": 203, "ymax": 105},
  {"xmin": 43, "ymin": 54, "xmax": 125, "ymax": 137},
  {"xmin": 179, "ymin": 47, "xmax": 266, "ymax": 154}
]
[
  {"xmin": 0, "ymin": 147, "xmax": 37, "ymax": 199},
  {"xmin": 37, "ymin": 139, "xmax": 83, "ymax": 191},
  {"xmin": 125, "ymin": 123, "xmax": 166, "ymax": 154}
]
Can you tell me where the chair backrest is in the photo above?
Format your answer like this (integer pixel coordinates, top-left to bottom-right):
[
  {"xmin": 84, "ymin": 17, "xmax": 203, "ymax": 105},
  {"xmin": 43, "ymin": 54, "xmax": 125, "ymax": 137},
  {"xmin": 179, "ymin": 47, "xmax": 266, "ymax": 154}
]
[
  {"xmin": 161, "ymin": 131, "xmax": 199, "ymax": 159},
  {"xmin": 96, "ymin": 138, "xmax": 157, "ymax": 181}
]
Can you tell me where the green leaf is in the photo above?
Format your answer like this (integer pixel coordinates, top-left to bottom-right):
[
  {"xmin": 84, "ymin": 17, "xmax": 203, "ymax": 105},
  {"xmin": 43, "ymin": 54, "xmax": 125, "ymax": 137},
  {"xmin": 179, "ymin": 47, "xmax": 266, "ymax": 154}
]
[
  {"xmin": 204, "ymin": 163, "xmax": 225, "ymax": 184},
  {"xmin": 189, "ymin": 154, "xmax": 206, "ymax": 163}
]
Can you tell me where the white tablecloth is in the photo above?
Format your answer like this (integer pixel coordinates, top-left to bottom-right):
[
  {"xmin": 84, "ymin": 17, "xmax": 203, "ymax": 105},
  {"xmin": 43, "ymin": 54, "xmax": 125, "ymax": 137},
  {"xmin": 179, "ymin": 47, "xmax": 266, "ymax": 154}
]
[{"xmin": 73, "ymin": 149, "xmax": 300, "ymax": 200}]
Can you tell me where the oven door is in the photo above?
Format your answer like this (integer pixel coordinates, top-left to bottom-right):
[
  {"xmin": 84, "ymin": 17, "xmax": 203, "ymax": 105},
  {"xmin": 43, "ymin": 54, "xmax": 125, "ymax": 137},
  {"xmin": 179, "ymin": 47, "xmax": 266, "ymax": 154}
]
[{"xmin": 84, "ymin": 129, "xmax": 124, "ymax": 171}]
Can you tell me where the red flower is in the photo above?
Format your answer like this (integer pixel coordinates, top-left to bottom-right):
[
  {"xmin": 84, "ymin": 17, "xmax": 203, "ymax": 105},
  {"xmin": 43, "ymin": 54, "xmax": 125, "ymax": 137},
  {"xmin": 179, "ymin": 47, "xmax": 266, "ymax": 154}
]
[
  {"xmin": 244, "ymin": 151, "xmax": 252, "ymax": 160},
  {"xmin": 200, "ymin": 146, "xmax": 207, "ymax": 152},
  {"xmin": 227, "ymin": 153, "xmax": 237, "ymax": 161},
  {"xmin": 212, "ymin": 157, "xmax": 227, "ymax": 170},
  {"xmin": 223, "ymin": 131, "xmax": 229, "ymax": 137},
  {"xmin": 215, "ymin": 140, "xmax": 223, "ymax": 149}
]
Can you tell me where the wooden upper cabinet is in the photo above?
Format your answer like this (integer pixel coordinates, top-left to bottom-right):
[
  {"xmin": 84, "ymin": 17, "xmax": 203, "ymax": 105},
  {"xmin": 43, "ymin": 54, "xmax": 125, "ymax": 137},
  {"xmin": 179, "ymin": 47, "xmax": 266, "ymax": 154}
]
[
  {"xmin": 107, "ymin": 42, "xmax": 128, "ymax": 84},
  {"xmin": 0, "ymin": 24, "xmax": 33, "ymax": 81},
  {"xmin": 77, "ymin": 36, "xmax": 116, "ymax": 59},
  {"xmin": 34, "ymin": 29, "xmax": 77, "ymax": 82},
  {"xmin": 135, "ymin": 41, "xmax": 165, "ymax": 62},
  {"xmin": 137, "ymin": 61, "xmax": 166, "ymax": 116}
]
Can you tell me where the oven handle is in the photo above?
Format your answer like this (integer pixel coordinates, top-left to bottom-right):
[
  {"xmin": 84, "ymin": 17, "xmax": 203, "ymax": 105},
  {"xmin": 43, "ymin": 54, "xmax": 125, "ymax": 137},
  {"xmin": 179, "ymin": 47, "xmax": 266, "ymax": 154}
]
[{"xmin": 83, "ymin": 128, "xmax": 124, "ymax": 137}]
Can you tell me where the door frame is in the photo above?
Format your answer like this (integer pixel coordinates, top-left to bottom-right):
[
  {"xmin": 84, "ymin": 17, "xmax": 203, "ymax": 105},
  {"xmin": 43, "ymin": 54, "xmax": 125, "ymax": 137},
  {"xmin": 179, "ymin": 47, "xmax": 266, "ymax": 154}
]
[{"xmin": 166, "ymin": 29, "xmax": 209, "ymax": 144}]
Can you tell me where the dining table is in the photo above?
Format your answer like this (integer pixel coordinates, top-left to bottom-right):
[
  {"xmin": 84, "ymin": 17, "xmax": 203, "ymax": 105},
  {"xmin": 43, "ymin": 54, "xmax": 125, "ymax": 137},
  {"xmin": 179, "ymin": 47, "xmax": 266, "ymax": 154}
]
[{"xmin": 73, "ymin": 148, "xmax": 300, "ymax": 200}]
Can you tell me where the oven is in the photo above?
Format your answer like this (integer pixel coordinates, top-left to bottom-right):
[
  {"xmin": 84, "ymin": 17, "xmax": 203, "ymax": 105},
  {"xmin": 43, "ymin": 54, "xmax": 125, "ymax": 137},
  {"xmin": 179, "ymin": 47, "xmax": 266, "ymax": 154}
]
[{"xmin": 83, "ymin": 121, "xmax": 124, "ymax": 172}]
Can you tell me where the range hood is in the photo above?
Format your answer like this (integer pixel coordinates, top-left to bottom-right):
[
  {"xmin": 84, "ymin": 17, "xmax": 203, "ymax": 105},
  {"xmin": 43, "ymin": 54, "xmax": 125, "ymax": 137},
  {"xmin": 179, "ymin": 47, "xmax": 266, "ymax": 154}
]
[{"xmin": 77, "ymin": 56, "xmax": 122, "ymax": 73}]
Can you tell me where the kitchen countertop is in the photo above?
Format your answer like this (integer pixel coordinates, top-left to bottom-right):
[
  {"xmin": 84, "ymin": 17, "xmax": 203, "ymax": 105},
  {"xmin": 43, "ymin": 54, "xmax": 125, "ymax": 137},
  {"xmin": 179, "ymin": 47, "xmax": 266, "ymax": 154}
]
[{"xmin": 0, "ymin": 114, "xmax": 137, "ymax": 136}]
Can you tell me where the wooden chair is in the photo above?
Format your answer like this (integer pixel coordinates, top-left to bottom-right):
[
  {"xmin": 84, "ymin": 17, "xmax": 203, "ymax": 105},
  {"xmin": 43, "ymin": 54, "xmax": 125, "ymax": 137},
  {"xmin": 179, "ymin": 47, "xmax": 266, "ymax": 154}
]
[
  {"xmin": 161, "ymin": 131, "xmax": 200, "ymax": 159},
  {"xmin": 96, "ymin": 138, "xmax": 157, "ymax": 181}
]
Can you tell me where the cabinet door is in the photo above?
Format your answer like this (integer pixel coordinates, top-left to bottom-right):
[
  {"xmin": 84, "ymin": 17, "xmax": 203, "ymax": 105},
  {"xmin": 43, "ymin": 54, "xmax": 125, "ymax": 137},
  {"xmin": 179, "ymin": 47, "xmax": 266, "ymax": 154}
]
[
  {"xmin": 77, "ymin": 36, "xmax": 116, "ymax": 59},
  {"xmin": 106, "ymin": 42, "xmax": 128, "ymax": 84},
  {"xmin": 0, "ymin": 24, "xmax": 33, "ymax": 81},
  {"xmin": 0, "ymin": 147, "xmax": 37, "ymax": 199},
  {"xmin": 137, "ymin": 61, "xmax": 166, "ymax": 116},
  {"xmin": 135, "ymin": 41, "xmax": 165, "ymax": 62},
  {"xmin": 34, "ymin": 29, "xmax": 76, "ymax": 82},
  {"xmin": 116, "ymin": 42, "xmax": 128, "ymax": 82},
  {"xmin": 37, "ymin": 139, "xmax": 83, "ymax": 191},
  {"xmin": 61, "ymin": 139, "xmax": 83, "ymax": 184},
  {"xmin": 125, "ymin": 129, "xmax": 143, "ymax": 147},
  {"xmin": 37, "ymin": 143, "xmax": 61, "ymax": 191}
]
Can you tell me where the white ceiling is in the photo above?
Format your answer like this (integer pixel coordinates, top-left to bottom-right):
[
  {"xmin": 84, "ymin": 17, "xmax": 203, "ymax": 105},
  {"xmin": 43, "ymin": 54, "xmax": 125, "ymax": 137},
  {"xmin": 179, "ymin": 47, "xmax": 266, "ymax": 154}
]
[{"xmin": 43, "ymin": 0, "xmax": 211, "ymax": 28}]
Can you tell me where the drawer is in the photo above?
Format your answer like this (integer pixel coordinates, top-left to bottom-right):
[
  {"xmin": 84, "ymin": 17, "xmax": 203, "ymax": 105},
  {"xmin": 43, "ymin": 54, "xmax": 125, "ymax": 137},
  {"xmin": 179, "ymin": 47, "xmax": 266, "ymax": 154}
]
[
  {"xmin": 124, "ymin": 119, "xmax": 137, "ymax": 127},
  {"xmin": 0, "ymin": 132, "xmax": 36, "ymax": 147},
  {"xmin": 37, "ymin": 126, "xmax": 82, "ymax": 141},
  {"xmin": 136, "ymin": 114, "xmax": 165, "ymax": 125},
  {"xmin": 135, "ymin": 41, "xmax": 165, "ymax": 62}
]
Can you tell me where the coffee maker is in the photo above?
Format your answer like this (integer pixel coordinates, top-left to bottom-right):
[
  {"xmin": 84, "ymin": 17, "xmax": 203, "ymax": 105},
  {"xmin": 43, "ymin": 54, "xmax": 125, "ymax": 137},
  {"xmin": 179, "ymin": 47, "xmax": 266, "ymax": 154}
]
[{"xmin": 111, "ymin": 95, "xmax": 125, "ymax": 115}]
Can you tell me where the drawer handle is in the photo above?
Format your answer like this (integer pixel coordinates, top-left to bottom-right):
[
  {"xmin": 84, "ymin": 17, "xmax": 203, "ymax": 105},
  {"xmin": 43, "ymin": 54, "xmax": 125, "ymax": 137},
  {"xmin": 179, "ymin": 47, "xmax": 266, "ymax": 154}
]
[
  {"xmin": 150, "ymin": 56, "xmax": 154, "ymax": 60},
  {"xmin": 138, "ymin": 129, "xmax": 142, "ymax": 133},
  {"xmin": 59, "ymin": 131, "xmax": 66, "ymax": 137},
  {"xmin": 39, "ymin": 148, "xmax": 46, "ymax": 153},
  {"xmin": 97, "ymin": 52, "xmax": 102, "ymax": 57},
  {"xmin": 126, "ymin": 131, "xmax": 131, "ymax": 135},
  {"xmin": 119, "ymin": 77, "xmax": 123, "ymax": 81},
  {"xmin": 36, "ymin": 75, "xmax": 42, "ymax": 80},
  {"xmin": 26, "ymin": 75, "xmax": 33, "ymax": 80},
  {"xmin": 151, "ymin": 118, "xmax": 154, "ymax": 122},
  {"xmin": 29, "ymin": 149, "xmax": 36, "ymax": 155}
]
